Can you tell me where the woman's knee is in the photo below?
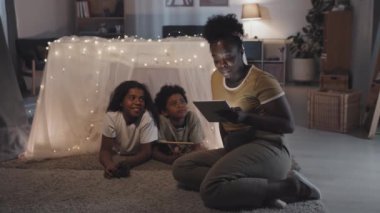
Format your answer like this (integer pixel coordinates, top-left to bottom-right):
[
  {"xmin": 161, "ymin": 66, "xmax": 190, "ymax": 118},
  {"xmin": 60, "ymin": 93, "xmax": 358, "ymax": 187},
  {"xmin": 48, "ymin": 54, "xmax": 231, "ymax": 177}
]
[{"xmin": 172, "ymin": 155, "xmax": 191, "ymax": 181}]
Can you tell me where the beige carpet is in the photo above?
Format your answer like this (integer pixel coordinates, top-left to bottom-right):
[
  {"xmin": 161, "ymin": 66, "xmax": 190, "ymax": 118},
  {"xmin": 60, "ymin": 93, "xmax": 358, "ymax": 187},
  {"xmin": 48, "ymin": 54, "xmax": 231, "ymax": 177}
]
[{"xmin": 0, "ymin": 155, "xmax": 326, "ymax": 213}]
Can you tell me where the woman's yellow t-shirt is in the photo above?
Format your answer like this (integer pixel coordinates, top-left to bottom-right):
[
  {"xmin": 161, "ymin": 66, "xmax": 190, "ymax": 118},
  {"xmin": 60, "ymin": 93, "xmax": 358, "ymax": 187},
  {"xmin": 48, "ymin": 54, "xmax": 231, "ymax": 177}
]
[{"xmin": 211, "ymin": 65, "xmax": 285, "ymax": 143}]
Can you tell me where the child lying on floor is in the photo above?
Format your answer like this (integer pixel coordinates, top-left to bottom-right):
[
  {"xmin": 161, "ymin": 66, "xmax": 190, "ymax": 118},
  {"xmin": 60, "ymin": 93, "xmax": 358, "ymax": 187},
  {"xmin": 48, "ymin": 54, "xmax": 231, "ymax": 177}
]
[
  {"xmin": 153, "ymin": 85, "xmax": 205, "ymax": 164},
  {"xmin": 99, "ymin": 80, "xmax": 159, "ymax": 178}
]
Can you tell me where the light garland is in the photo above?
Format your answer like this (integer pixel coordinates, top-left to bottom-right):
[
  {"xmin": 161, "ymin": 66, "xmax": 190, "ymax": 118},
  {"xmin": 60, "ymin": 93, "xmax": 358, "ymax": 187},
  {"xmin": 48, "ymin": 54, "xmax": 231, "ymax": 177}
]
[{"xmin": 38, "ymin": 35, "xmax": 214, "ymax": 154}]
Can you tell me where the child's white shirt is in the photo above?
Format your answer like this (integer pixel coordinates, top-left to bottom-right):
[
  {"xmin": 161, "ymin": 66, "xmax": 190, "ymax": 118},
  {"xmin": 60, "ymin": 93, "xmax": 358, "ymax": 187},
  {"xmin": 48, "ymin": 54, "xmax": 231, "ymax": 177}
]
[{"xmin": 102, "ymin": 111, "xmax": 158, "ymax": 154}]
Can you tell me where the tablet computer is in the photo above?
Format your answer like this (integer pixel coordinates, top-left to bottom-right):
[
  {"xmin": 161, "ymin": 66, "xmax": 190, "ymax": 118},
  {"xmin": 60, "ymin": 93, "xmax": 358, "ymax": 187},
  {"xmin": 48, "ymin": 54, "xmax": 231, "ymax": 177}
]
[
  {"xmin": 157, "ymin": 140, "xmax": 195, "ymax": 145},
  {"xmin": 157, "ymin": 140, "xmax": 196, "ymax": 154},
  {"xmin": 193, "ymin": 100, "xmax": 231, "ymax": 122}
]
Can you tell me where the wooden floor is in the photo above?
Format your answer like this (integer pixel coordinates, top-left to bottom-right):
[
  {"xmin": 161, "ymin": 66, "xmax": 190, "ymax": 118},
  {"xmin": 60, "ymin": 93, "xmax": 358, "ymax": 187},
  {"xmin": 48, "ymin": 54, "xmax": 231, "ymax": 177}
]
[{"xmin": 285, "ymin": 85, "xmax": 380, "ymax": 213}]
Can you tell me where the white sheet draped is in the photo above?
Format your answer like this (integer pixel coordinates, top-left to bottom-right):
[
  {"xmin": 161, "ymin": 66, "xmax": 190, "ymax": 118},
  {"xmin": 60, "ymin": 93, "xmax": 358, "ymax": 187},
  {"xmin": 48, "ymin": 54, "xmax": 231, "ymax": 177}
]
[{"xmin": 25, "ymin": 36, "xmax": 222, "ymax": 159}]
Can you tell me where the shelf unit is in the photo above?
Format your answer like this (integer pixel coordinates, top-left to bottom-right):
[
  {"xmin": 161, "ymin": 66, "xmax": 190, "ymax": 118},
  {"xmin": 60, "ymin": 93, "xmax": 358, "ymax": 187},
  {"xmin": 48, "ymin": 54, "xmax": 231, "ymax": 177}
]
[
  {"xmin": 243, "ymin": 39, "xmax": 287, "ymax": 85},
  {"xmin": 74, "ymin": 0, "xmax": 125, "ymax": 37},
  {"xmin": 321, "ymin": 10, "xmax": 353, "ymax": 75},
  {"xmin": 318, "ymin": 10, "xmax": 353, "ymax": 91}
]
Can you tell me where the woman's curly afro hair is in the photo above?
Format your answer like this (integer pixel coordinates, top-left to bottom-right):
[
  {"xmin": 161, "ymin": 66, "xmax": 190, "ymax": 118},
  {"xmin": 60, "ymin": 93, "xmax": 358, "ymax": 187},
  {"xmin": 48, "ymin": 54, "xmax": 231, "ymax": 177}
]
[{"xmin": 203, "ymin": 14, "xmax": 244, "ymax": 45}]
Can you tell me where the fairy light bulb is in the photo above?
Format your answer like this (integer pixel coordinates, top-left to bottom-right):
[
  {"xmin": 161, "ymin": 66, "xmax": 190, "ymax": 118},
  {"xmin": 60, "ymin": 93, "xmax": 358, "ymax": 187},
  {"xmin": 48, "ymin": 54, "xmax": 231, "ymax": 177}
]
[{"xmin": 200, "ymin": 42, "xmax": 206, "ymax": 47}]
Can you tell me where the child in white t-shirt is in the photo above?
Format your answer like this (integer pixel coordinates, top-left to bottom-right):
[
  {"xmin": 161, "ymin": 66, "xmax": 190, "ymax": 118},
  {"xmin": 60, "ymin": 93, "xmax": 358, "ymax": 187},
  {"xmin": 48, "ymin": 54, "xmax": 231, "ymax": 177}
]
[
  {"xmin": 153, "ymin": 85, "xmax": 205, "ymax": 164},
  {"xmin": 99, "ymin": 81, "xmax": 159, "ymax": 178}
]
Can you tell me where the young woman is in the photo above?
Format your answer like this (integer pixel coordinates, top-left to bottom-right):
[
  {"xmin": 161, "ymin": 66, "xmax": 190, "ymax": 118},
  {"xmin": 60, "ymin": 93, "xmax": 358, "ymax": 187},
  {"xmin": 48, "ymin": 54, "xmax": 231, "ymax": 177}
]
[
  {"xmin": 153, "ymin": 85, "xmax": 204, "ymax": 164},
  {"xmin": 172, "ymin": 14, "xmax": 321, "ymax": 210},
  {"xmin": 99, "ymin": 80, "xmax": 159, "ymax": 178}
]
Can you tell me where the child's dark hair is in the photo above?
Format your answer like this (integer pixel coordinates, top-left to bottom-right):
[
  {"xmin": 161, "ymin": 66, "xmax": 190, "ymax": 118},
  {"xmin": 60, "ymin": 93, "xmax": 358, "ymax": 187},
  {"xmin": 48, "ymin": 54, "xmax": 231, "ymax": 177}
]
[
  {"xmin": 154, "ymin": 85, "xmax": 188, "ymax": 113},
  {"xmin": 107, "ymin": 80, "xmax": 159, "ymax": 126},
  {"xmin": 203, "ymin": 14, "xmax": 244, "ymax": 50}
]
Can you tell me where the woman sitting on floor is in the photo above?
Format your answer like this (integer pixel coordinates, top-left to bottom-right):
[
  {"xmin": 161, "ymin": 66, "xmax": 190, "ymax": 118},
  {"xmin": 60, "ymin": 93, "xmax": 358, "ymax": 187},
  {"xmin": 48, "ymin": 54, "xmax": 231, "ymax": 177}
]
[{"xmin": 172, "ymin": 14, "xmax": 321, "ymax": 210}]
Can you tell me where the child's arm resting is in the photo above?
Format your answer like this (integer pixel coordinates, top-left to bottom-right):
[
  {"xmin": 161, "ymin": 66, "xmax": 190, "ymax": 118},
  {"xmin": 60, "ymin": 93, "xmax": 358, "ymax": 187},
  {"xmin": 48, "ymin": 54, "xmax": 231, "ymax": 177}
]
[
  {"xmin": 118, "ymin": 142, "xmax": 152, "ymax": 167},
  {"xmin": 152, "ymin": 144, "xmax": 180, "ymax": 164},
  {"xmin": 99, "ymin": 135, "xmax": 118, "ymax": 176}
]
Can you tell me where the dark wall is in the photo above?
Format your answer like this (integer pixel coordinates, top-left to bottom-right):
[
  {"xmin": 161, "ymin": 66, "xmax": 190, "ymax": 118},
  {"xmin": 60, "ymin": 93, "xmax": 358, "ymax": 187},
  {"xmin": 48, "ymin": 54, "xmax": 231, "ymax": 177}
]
[{"xmin": 373, "ymin": 0, "xmax": 380, "ymax": 51}]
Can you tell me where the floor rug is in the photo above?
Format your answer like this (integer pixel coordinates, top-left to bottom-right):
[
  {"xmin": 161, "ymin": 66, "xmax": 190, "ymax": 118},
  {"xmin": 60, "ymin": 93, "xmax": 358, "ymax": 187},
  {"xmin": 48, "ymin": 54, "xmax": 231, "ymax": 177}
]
[{"xmin": 0, "ymin": 155, "xmax": 326, "ymax": 213}]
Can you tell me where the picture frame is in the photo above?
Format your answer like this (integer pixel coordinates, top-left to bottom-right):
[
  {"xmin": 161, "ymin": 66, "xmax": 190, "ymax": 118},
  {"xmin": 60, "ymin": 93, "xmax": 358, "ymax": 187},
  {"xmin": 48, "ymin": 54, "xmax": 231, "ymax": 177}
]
[
  {"xmin": 200, "ymin": 0, "xmax": 228, "ymax": 7},
  {"xmin": 165, "ymin": 0, "xmax": 194, "ymax": 7}
]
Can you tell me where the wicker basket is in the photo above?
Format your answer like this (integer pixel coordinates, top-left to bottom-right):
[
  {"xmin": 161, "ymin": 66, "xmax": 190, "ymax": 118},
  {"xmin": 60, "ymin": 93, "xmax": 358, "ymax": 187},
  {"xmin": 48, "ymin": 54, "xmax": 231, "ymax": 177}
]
[
  {"xmin": 320, "ymin": 74, "xmax": 349, "ymax": 91},
  {"xmin": 308, "ymin": 90, "xmax": 361, "ymax": 133}
]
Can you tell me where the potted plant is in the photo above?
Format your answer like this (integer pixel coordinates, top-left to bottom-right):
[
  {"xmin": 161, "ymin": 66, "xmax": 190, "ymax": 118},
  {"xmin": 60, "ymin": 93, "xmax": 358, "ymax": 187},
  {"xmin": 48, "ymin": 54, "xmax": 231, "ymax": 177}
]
[{"xmin": 287, "ymin": 0, "xmax": 334, "ymax": 82}]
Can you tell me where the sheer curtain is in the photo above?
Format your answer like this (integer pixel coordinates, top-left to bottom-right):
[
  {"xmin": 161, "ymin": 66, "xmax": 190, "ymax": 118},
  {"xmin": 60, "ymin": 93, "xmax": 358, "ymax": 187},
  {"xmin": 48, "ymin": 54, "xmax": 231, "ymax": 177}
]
[
  {"xmin": 25, "ymin": 36, "xmax": 222, "ymax": 159},
  {"xmin": 0, "ymin": 17, "xmax": 29, "ymax": 161}
]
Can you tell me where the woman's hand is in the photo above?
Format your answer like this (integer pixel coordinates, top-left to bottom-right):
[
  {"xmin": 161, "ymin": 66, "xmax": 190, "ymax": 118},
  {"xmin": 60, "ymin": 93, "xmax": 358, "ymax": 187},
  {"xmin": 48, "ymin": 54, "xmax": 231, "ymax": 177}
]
[{"xmin": 216, "ymin": 107, "xmax": 247, "ymax": 123}]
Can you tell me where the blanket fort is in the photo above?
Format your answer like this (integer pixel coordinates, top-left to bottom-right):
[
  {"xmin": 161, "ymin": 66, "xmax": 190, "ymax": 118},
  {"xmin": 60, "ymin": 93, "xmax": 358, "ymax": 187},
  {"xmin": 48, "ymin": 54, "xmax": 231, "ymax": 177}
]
[{"xmin": 25, "ymin": 36, "xmax": 222, "ymax": 159}]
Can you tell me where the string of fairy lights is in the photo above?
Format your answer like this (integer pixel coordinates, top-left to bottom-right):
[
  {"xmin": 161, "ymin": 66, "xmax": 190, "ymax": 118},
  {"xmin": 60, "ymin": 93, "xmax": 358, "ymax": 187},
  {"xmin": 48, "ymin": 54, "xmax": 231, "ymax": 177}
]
[{"xmin": 31, "ymin": 34, "xmax": 217, "ymax": 155}]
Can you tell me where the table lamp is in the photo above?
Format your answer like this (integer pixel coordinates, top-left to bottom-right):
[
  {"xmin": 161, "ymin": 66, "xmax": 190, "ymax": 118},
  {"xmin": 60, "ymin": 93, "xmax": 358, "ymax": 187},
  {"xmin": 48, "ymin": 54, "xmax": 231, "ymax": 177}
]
[{"xmin": 241, "ymin": 3, "xmax": 261, "ymax": 20}]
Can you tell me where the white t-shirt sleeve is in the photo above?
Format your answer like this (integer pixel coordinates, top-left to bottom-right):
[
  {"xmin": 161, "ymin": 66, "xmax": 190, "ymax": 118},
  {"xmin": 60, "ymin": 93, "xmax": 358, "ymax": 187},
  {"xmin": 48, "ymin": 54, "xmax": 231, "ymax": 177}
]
[
  {"xmin": 139, "ymin": 112, "xmax": 158, "ymax": 144},
  {"xmin": 102, "ymin": 112, "xmax": 116, "ymax": 138}
]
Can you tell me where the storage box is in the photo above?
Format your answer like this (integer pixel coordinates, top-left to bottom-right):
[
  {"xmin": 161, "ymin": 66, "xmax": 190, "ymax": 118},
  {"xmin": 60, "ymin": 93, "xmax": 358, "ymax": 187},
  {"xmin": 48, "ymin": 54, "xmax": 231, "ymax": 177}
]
[
  {"xmin": 308, "ymin": 90, "xmax": 361, "ymax": 133},
  {"xmin": 320, "ymin": 74, "xmax": 349, "ymax": 91},
  {"xmin": 263, "ymin": 62, "xmax": 284, "ymax": 84}
]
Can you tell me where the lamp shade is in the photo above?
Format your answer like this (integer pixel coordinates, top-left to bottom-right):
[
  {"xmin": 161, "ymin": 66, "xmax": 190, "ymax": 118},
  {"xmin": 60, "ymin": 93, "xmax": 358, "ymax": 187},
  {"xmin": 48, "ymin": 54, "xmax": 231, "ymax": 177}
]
[{"xmin": 241, "ymin": 3, "xmax": 261, "ymax": 20}]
